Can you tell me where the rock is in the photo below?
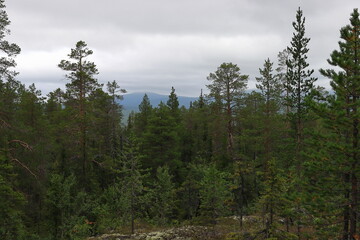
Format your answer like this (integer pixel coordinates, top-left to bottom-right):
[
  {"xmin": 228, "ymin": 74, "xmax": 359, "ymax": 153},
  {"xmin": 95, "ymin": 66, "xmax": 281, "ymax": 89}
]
[
  {"xmin": 88, "ymin": 233, "xmax": 132, "ymax": 240},
  {"xmin": 88, "ymin": 225, "xmax": 210, "ymax": 240},
  {"xmin": 228, "ymin": 215, "xmax": 261, "ymax": 223}
]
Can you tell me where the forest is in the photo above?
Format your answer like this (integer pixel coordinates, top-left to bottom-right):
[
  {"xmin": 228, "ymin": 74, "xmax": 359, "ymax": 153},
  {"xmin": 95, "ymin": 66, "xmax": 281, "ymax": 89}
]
[{"xmin": 1, "ymin": 0, "xmax": 360, "ymax": 239}]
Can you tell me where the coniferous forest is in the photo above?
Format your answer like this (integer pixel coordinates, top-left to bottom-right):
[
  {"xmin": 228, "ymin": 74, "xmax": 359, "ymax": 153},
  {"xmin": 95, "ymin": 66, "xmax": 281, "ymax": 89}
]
[{"xmin": 1, "ymin": 0, "xmax": 360, "ymax": 239}]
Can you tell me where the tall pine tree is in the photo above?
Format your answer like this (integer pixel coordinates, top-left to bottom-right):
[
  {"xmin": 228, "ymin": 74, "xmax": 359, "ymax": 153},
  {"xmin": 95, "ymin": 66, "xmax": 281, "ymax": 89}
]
[
  {"xmin": 58, "ymin": 41, "xmax": 101, "ymax": 185},
  {"xmin": 206, "ymin": 62, "xmax": 248, "ymax": 160},
  {"xmin": 313, "ymin": 8, "xmax": 360, "ymax": 240}
]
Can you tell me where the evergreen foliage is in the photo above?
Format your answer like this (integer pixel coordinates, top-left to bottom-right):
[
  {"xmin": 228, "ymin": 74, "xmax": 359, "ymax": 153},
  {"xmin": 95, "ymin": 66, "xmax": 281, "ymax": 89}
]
[
  {"xmin": 207, "ymin": 62, "xmax": 248, "ymax": 160},
  {"xmin": 257, "ymin": 158, "xmax": 291, "ymax": 239},
  {"xmin": 147, "ymin": 166, "xmax": 176, "ymax": 225},
  {"xmin": 198, "ymin": 164, "xmax": 232, "ymax": 220},
  {"xmin": 58, "ymin": 40, "xmax": 102, "ymax": 188},
  {"xmin": 1, "ymin": 1, "xmax": 360, "ymax": 239},
  {"xmin": 0, "ymin": 0, "xmax": 20, "ymax": 82},
  {"xmin": 135, "ymin": 93, "xmax": 152, "ymax": 136},
  {"xmin": 0, "ymin": 155, "xmax": 26, "ymax": 239},
  {"xmin": 309, "ymin": 8, "xmax": 360, "ymax": 239},
  {"xmin": 139, "ymin": 101, "xmax": 181, "ymax": 176},
  {"xmin": 286, "ymin": 7, "xmax": 317, "ymax": 118}
]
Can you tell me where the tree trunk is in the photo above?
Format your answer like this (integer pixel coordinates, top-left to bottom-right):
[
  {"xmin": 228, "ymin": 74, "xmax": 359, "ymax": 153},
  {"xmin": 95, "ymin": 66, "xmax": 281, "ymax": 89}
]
[
  {"xmin": 350, "ymin": 110, "xmax": 358, "ymax": 238},
  {"xmin": 350, "ymin": 169, "xmax": 357, "ymax": 238},
  {"xmin": 226, "ymin": 79, "xmax": 234, "ymax": 159},
  {"xmin": 343, "ymin": 173, "xmax": 350, "ymax": 240}
]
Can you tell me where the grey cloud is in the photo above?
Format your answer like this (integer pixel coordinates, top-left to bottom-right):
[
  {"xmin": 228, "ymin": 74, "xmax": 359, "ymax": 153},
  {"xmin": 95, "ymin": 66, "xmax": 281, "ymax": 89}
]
[{"xmin": 5, "ymin": 0, "xmax": 360, "ymax": 96}]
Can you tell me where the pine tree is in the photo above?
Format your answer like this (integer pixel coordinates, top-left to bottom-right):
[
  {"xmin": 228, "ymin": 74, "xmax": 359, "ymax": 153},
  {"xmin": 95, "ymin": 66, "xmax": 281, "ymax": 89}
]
[
  {"xmin": 0, "ymin": 0, "xmax": 22, "ymax": 159},
  {"xmin": 312, "ymin": 8, "xmax": 360, "ymax": 240},
  {"xmin": 276, "ymin": 48, "xmax": 291, "ymax": 114},
  {"xmin": 0, "ymin": 1, "xmax": 27, "ymax": 238},
  {"xmin": 58, "ymin": 41, "xmax": 101, "ymax": 184},
  {"xmin": 206, "ymin": 62, "xmax": 248, "ymax": 160},
  {"xmin": 0, "ymin": 0, "xmax": 20, "ymax": 83},
  {"xmin": 0, "ymin": 0, "xmax": 21, "ymax": 138}
]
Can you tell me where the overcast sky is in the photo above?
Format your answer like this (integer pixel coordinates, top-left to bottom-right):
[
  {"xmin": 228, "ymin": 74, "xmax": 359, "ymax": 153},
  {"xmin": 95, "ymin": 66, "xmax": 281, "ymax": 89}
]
[{"xmin": 5, "ymin": 0, "xmax": 359, "ymax": 97}]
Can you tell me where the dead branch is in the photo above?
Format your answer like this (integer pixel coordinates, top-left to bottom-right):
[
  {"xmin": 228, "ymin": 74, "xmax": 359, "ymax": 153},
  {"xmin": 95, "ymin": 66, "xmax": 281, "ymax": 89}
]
[
  {"xmin": 0, "ymin": 118, "xmax": 11, "ymax": 129},
  {"xmin": 9, "ymin": 140, "xmax": 33, "ymax": 151},
  {"xmin": 11, "ymin": 158, "xmax": 38, "ymax": 179},
  {"xmin": 91, "ymin": 158, "xmax": 104, "ymax": 167},
  {"xmin": 7, "ymin": 140, "xmax": 37, "ymax": 179}
]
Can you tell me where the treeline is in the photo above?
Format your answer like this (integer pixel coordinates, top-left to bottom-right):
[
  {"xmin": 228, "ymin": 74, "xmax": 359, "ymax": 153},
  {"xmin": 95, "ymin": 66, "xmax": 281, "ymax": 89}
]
[{"xmin": 1, "ymin": 0, "xmax": 360, "ymax": 239}]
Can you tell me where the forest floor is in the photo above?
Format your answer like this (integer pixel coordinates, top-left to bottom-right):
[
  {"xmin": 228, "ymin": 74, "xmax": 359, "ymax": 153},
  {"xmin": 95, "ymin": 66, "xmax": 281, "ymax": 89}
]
[{"xmin": 87, "ymin": 216, "xmax": 274, "ymax": 240}]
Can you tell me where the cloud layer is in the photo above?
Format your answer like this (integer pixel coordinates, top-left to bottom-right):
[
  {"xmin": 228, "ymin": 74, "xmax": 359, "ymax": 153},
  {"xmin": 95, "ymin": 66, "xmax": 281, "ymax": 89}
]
[{"xmin": 5, "ymin": 0, "xmax": 359, "ymax": 96}]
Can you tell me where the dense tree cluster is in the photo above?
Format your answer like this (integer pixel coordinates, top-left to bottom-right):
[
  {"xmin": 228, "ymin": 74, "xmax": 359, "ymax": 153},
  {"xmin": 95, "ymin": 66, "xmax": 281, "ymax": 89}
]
[{"xmin": 1, "ymin": 1, "xmax": 360, "ymax": 239}]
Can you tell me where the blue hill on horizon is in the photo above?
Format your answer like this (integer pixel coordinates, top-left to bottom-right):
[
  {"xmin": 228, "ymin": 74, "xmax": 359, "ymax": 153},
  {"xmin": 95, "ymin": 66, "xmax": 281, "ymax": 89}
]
[{"xmin": 120, "ymin": 92, "xmax": 198, "ymax": 112}]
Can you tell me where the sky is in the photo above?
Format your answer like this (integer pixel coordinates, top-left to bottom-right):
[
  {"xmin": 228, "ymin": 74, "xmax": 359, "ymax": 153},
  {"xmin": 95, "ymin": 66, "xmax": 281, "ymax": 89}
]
[{"xmin": 5, "ymin": 0, "xmax": 359, "ymax": 97}]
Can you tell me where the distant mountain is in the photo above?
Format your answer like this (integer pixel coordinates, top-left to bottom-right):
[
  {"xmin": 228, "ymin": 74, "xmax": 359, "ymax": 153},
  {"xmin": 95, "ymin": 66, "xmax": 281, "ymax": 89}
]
[{"xmin": 120, "ymin": 92, "xmax": 198, "ymax": 112}]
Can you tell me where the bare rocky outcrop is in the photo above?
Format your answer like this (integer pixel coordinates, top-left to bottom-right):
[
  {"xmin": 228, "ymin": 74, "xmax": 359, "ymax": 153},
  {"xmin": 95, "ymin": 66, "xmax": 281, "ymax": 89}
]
[{"xmin": 88, "ymin": 225, "xmax": 217, "ymax": 240}]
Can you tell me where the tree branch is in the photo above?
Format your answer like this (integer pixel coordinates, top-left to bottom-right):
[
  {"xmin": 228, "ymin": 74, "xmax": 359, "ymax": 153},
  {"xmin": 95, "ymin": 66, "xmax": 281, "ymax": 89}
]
[{"xmin": 11, "ymin": 158, "xmax": 38, "ymax": 179}]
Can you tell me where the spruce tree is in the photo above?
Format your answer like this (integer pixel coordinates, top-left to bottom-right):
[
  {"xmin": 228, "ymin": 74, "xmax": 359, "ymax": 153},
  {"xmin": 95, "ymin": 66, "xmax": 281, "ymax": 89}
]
[
  {"xmin": 140, "ymin": 102, "xmax": 181, "ymax": 175},
  {"xmin": 180, "ymin": 90, "xmax": 212, "ymax": 164},
  {"xmin": 106, "ymin": 80, "xmax": 126, "ymax": 159},
  {"xmin": 256, "ymin": 58, "xmax": 282, "ymax": 111},
  {"xmin": 286, "ymin": 7, "xmax": 317, "ymax": 154},
  {"xmin": 177, "ymin": 163, "xmax": 202, "ymax": 220},
  {"xmin": 119, "ymin": 134, "xmax": 144, "ymax": 234},
  {"xmin": 285, "ymin": 8, "xmax": 317, "ymax": 238},
  {"xmin": 191, "ymin": 90, "xmax": 212, "ymax": 162},
  {"xmin": 257, "ymin": 158, "xmax": 293, "ymax": 239},
  {"xmin": 198, "ymin": 164, "xmax": 232, "ymax": 221},
  {"xmin": 256, "ymin": 58, "xmax": 282, "ymax": 168},
  {"xmin": 0, "ymin": 155, "xmax": 26, "ymax": 239},
  {"xmin": 167, "ymin": 86, "xmax": 180, "ymax": 118},
  {"xmin": 148, "ymin": 166, "xmax": 176, "ymax": 225},
  {"xmin": 135, "ymin": 94, "xmax": 152, "ymax": 136}
]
